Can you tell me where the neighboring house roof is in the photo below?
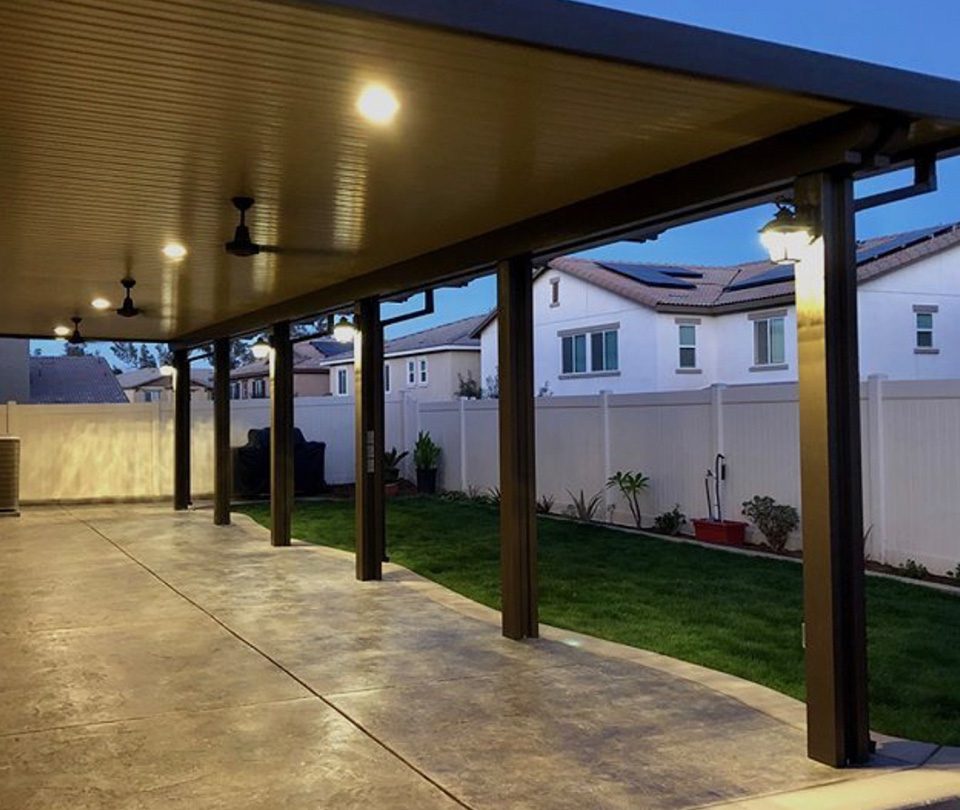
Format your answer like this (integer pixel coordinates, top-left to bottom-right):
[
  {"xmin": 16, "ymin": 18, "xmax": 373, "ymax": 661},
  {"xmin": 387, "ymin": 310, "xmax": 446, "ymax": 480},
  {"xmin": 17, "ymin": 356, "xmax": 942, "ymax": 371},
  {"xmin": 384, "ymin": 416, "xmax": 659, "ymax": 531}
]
[
  {"xmin": 231, "ymin": 340, "xmax": 349, "ymax": 379},
  {"xmin": 322, "ymin": 314, "xmax": 485, "ymax": 365},
  {"xmin": 116, "ymin": 367, "xmax": 213, "ymax": 390},
  {"xmin": 29, "ymin": 356, "xmax": 128, "ymax": 404},
  {"xmin": 473, "ymin": 221, "xmax": 960, "ymax": 331}
]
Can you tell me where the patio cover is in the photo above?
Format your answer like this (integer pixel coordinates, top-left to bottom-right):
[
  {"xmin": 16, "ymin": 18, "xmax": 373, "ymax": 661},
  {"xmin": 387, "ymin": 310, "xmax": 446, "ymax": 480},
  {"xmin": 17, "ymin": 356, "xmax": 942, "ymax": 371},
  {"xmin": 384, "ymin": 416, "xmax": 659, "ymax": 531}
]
[{"xmin": 2, "ymin": 0, "xmax": 960, "ymax": 343}]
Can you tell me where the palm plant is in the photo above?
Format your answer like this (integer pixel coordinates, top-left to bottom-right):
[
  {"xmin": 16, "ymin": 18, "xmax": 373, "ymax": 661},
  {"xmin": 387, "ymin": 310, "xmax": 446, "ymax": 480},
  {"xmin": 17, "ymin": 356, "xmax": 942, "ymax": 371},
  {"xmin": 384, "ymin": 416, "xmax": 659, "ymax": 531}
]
[{"xmin": 606, "ymin": 470, "xmax": 650, "ymax": 528}]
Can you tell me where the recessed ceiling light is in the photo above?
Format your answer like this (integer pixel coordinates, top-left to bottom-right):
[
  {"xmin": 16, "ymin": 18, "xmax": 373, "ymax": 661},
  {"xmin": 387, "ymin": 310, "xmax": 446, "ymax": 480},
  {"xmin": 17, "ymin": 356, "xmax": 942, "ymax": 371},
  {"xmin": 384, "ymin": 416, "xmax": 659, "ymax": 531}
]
[
  {"xmin": 53, "ymin": 325, "xmax": 70, "ymax": 337},
  {"xmin": 91, "ymin": 297, "xmax": 111, "ymax": 310},
  {"xmin": 163, "ymin": 242, "xmax": 188, "ymax": 260},
  {"xmin": 356, "ymin": 84, "xmax": 399, "ymax": 125}
]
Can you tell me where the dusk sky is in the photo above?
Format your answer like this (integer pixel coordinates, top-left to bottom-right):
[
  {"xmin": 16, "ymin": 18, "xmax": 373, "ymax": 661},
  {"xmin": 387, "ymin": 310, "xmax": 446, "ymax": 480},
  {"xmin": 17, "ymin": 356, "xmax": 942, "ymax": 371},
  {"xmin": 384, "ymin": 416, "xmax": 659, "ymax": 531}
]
[{"xmin": 40, "ymin": 0, "xmax": 960, "ymax": 352}]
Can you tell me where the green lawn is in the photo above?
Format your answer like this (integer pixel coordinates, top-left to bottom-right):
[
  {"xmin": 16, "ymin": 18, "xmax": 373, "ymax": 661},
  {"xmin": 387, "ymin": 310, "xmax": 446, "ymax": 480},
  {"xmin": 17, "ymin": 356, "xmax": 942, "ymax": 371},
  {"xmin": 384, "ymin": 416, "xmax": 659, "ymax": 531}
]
[{"xmin": 237, "ymin": 496, "xmax": 960, "ymax": 746}]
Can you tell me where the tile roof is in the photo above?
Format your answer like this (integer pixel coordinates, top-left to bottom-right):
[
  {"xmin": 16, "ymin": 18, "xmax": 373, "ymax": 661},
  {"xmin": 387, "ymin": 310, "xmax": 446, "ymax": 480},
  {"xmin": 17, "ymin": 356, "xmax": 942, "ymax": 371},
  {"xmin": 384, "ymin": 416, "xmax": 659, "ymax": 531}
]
[
  {"xmin": 474, "ymin": 221, "xmax": 960, "ymax": 329},
  {"xmin": 324, "ymin": 314, "xmax": 485, "ymax": 364},
  {"xmin": 231, "ymin": 340, "xmax": 349, "ymax": 379},
  {"xmin": 29, "ymin": 356, "xmax": 128, "ymax": 404}
]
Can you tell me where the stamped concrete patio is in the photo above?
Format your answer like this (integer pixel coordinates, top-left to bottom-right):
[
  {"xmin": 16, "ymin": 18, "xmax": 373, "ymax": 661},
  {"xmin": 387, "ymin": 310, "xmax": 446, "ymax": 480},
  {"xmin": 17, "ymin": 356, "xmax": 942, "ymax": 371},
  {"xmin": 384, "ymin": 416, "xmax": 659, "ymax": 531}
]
[{"xmin": 1, "ymin": 505, "xmax": 957, "ymax": 809}]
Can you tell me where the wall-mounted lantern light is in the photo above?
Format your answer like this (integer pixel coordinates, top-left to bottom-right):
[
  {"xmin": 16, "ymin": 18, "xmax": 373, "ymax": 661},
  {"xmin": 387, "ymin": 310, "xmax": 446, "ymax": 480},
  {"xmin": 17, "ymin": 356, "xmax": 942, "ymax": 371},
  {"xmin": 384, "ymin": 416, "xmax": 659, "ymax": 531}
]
[
  {"xmin": 759, "ymin": 204, "xmax": 814, "ymax": 265},
  {"xmin": 332, "ymin": 315, "xmax": 357, "ymax": 343},
  {"xmin": 251, "ymin": 336, "xmax": 272, "ymax": 359}
]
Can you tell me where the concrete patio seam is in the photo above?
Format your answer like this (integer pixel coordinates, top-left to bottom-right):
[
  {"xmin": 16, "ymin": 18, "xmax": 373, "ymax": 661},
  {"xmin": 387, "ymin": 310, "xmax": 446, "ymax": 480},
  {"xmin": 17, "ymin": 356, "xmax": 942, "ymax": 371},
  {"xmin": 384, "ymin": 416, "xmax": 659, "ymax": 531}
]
[{"xmin": 64, "ymin": 506, "xmax": 478, "ymax": 810}]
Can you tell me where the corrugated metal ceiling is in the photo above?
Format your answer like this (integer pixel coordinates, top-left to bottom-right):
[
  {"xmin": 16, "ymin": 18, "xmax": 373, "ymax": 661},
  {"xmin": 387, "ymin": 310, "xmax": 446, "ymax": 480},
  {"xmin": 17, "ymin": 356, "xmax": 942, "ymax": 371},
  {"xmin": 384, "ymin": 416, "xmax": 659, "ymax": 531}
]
[{"xmin": 0, "ymin": 0, "xmax": 856, "ymax": 340}]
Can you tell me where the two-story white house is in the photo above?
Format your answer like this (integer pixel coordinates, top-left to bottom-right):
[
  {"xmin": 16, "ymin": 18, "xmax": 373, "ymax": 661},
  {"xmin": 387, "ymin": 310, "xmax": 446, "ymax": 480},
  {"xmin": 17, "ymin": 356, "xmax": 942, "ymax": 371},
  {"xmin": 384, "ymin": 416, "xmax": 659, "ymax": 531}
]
[{"xmin": 477, "ymin": 222, "xmax": 960, "ymax": 393}]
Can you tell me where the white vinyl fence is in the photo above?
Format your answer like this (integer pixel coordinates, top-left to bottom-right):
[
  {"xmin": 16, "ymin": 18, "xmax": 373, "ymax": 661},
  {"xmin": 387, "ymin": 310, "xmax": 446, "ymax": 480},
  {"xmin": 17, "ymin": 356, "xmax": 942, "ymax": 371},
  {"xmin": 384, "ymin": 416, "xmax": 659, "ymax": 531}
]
[{"xmin": 2, "ymin": 376, "xmax": 958, "ymax": 574}]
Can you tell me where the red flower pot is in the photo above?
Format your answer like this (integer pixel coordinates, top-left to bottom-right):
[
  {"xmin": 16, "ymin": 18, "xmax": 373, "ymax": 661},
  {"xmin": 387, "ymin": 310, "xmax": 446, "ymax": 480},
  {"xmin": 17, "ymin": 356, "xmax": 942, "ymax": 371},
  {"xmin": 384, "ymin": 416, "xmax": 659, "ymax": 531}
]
[{"xmin": 692, "ymin": 519, "xmax": 748, "ymax": 546}]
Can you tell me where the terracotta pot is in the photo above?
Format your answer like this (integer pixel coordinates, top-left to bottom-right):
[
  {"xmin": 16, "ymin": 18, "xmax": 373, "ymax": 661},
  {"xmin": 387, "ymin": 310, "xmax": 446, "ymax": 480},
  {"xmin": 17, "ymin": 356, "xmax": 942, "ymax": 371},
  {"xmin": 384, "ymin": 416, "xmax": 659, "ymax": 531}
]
[
  {"xmin": 385, "ymin": 481, "xmax": 400, "ymax": 497},
  {"xmin": 692, "ymin": 519, "xmax": 748, "ymax": 546}
]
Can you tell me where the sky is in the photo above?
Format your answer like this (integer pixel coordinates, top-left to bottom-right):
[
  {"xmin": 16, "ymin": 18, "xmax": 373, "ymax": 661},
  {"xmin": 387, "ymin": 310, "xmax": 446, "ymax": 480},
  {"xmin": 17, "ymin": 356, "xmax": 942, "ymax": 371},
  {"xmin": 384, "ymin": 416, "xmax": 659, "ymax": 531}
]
[{"xmin": 37, "ymin": 0, "xmax": 960, "ymax": 353}]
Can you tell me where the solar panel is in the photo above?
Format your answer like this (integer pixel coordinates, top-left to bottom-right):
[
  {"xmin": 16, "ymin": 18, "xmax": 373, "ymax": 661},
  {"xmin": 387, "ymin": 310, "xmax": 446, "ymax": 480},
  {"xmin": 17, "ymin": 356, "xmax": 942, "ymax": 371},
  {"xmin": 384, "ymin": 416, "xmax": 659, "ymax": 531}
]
[
  {"xmin": 856, "ymin": 224, "xmax": 947, "ymax": 264},
  {"xmin": 598, "ymin": 262, "xmax": 698, "ymax": 289},
  {"xmin": 726, "ymin": 265, "xmax": 795, "ymax": 291}
]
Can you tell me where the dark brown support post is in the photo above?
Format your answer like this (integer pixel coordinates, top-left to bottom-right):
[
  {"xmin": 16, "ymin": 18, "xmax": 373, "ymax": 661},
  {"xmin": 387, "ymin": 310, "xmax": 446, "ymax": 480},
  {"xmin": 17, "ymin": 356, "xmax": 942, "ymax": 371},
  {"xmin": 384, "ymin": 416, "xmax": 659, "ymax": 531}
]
[
  {"xmin": 796, "ymin": 171, "xmax": 870, "ymax": 766},
  {"xmin": 497, "ymin": 255, "xmax": 538, "ymax": 640},
  {"xmin": 173, "ymin": 348, "xmax": 191, "ymax": 511},
  {"xmin": 354, "ymin": 298, "xmax": 385, "ymax": 580},
  {"xmin": 213, "ymin": 337, "xmax": 231, "ymax": 526},
  {"xmin": 270, "ymin": 322, "xmax": 294, "ymax": 547}
]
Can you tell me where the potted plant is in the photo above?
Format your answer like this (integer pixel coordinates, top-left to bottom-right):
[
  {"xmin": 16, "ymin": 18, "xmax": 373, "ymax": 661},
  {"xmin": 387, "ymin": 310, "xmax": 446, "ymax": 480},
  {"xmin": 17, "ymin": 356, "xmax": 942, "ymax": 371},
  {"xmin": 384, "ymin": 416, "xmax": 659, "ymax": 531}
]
[
  {"xmin": 692, "ymin": 457, "xmax": 748, "ymax": 545},
  {"xmin": 383, "ymin": 447, "xmax": 408, "ymax": 497},
  {"xmin": 741, "ymin": 495, "xmax": 799, "ymax": 552},
  {"xmin": 413, "ymin": 431, "xmax": 441, "ymax": 494}
]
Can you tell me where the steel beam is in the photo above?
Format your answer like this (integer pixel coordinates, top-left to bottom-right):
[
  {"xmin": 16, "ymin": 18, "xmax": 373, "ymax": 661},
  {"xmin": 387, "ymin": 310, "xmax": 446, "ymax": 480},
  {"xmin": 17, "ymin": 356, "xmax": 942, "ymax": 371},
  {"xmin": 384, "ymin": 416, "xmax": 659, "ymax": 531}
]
[
  {"xmin": 270, "ymin": 322, "xmax": 294, "ymax": 547},
  {"xmin": 497, "ymin": 255, "xmax": 538, "ymax": 640},
  {"xmin": 172, "ymin": 348, "xmax": 191, "ymax": 511},
  {"xmin": 354, "ymin": 298, "xmax": 385, "ymax": 580},
  {"xmin": 213, "ymin": 337, "xmax": 231, "ymax": 526},
  {"xmin": 795, "ymin": 171, "xmax": 871, "ymax": 767}
]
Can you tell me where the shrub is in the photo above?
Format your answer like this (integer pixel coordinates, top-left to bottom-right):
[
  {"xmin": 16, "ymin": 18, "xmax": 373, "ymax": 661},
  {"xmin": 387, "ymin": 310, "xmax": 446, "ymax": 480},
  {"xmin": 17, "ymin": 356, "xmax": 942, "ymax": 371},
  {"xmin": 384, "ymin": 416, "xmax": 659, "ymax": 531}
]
[
  {"xmin": 653, "ymin": 504, "xmax": 686, "ymax": 536},
  {"xmin": 741, "ymin": 496, "xmax": 799, "ymax": 552},
  {"xmin": 536, "ymin": 494, "xmax": 556, "ymax": 515},
  {"xmin": 413, "ymin": 431, "xmax": 441, "ymax": 470},
  {"xmin": 606, "ymin": 470, "xmax": 650, "ymax": 528},
  {"xmin": 565, "ymin": 489, "xmax": 603, "ymax": 523},
  {"xmin": 898, "ymin": 559, "xmax": 929, "ymax": 580},
  {"xmin": 455, "ymin": 373, "xmax": 482, "ymax": 399},
  {"xmin": 483, "ymin": 486, "xmax": 502, "ymax": 507},
  {"xmin": 383, "ymin": 447, "xmax": 408, "ymax": 483}
]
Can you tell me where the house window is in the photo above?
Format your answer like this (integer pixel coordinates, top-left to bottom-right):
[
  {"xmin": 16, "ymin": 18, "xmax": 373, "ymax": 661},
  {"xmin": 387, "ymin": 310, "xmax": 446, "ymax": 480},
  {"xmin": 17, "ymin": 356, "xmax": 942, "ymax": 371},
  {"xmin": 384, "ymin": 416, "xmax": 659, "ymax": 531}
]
[
  {"xmin": 336, "ymin": 368, "xmax": 348, "ymax": 396},
  {"xmin": 230, "ymin": 382, "xmax": 240, "ymax": 400},
  {"xmin": 419, "ymin": 358, "xmax": 428, "ymax": 385},
  {"xmin": 915, "ymin": 309, "xmax": 936, "ymax": 349},
  {"xmin": 143, "ymin": 389, "xmax": 161, "ymax": 403},
  {"xmin": 549, "ymin": 277, "xmax": 560, "ymax": 307},
  {"xmin": 753, "ymin": 315, "xmax": 785, "ymax": 366},
  {"xmin": 407, "ymin": 359, "xmax": 416, "ymax": 386},
  {"xmin": 251, "ymin": 379, "xmax": 267, "ymax": 399},
  {"xmin": 678, "ymin": 324, "xmax": 697, "ymax": 369},
  {"xmin": 384, "ymin": 363, "xmax": 391, "ymax": 393},
  {"xmin": 561, "ymin": 327, "xmax": 618, "ymax": 375}
]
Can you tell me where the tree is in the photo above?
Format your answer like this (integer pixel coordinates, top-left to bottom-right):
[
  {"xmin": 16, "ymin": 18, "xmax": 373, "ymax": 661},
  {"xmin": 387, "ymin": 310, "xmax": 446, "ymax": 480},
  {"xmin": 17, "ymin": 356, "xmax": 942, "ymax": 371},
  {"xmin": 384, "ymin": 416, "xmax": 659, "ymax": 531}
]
[
  {"xmin": 137, "ymin": 344, "xmax": 155, "ymax": 369},
  {"xmin": 111, "ymin": 341, "xmax": 140, "ymax": 368},
  {"xmin": 231, "ymin": 338, "xmax": 255, "ymax": 369},
  {"xmin": 63, "ymin": 343, "xmax": 89, "ymax": 357}
]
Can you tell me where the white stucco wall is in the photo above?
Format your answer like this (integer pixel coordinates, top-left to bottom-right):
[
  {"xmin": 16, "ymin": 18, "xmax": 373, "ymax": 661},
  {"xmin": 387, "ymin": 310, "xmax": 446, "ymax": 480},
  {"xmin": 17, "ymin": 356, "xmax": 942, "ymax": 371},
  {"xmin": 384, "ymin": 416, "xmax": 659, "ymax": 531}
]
[{"xmin": 329, "ymin": 349, "xmax": 480, "ymax": 402}]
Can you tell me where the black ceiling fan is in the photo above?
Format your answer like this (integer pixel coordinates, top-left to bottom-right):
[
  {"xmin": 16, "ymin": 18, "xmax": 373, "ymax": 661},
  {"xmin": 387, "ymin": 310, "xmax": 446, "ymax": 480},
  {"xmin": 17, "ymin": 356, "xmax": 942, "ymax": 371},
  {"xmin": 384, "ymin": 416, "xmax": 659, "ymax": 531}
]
[
  {"xmin": 224, "ymin": 196, "xmax": 352, "ymax": 258},
  {"xmin": 68, "ymin": 316, "xmax": 85, "ymax": 345},
  {"xmin": 116, "ymin": 277, "xmax": 141, "ymax": 318}
]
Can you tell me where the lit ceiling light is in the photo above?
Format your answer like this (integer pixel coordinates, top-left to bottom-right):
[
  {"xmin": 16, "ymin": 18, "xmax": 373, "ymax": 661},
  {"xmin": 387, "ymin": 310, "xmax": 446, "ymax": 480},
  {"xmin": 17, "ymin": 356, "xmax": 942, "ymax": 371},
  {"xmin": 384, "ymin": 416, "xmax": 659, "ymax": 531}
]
[
  {"xmin": 163, "ymin": 242, "xmax": 188, "ymax": 260},
  {"xmin": 159, "ymin": 364, "xmax": 175, "ymax": 377},
  {"xmin": 53, "ymin": 325, "xmax": 70, "ymax": 338},
  {"xmin": 759, "ymin": 204, "xmax": 813, "ymax": 265},
  {"xmin": 356, "ymin": 84, "xmax": 399, "ymax": 125},
  {"xmin": 332, "ymin": 315, "xmax": 357, "ymax": 343},
  {"xmin": 91, "ymin": 297, "xmax": 111, "ymax": 310},
  {"xmin": 251, "ymin": 336, "xmax": 272, "ymax": 359}
]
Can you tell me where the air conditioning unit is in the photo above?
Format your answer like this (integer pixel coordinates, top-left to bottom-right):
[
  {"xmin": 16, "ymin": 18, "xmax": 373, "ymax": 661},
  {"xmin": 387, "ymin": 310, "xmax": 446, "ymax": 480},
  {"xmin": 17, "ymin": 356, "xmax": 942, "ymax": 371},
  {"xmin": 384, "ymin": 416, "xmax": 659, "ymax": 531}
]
[{"xmin": 0, "ymin": 436, "xmax": 21, "ymax": 516}]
